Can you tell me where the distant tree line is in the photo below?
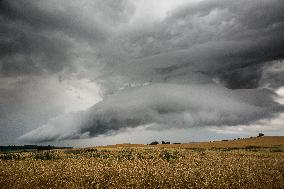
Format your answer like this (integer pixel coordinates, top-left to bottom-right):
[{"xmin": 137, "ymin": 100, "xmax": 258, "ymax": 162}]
[
  {"xmin": 149, "ymin": 133, "xmax": 265, "ymax": 145},
  {"xmin": 0, "ymin": 145, "xmax": 72, "ymax": 152},
  {"xmin": 148, "ymin": 141, "xmax": 181, "ymax": 145}
]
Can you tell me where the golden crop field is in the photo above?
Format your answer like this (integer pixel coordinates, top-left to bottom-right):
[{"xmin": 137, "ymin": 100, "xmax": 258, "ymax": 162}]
[{"xmin": 1, "ymin": 136, "xmax": 284, "ymax": 189}]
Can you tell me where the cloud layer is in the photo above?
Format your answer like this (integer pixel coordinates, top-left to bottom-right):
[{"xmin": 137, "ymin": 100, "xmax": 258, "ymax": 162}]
[
  {"xmin": 0, "ymin": 0, "xmax": 283, "ymax": 143},
  {"xmin": 20, "ymin": 83, "xmax": 283, "ymax": 142}
]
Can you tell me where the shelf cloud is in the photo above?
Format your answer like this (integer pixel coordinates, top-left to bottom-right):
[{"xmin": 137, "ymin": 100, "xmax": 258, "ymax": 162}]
[
  {"xmin": 20, "ymin": 84, "xmax": 283, "ymax": 142},
  {"xmin": 0, "ymin": 0, "xmax": 283, "ymax": 143}
]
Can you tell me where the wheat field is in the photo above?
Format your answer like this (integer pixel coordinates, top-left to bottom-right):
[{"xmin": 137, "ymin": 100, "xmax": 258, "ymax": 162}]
[{"xmin": 1, "ymin": 136, "xmax": 284, "ymax": 188}]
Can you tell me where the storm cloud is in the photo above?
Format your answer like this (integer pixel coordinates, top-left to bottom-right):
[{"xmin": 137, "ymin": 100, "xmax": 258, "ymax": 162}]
[
  {"xmin": 0, "ymin": 0, "xmax": 283, "ymax": 143},
  {"xmin": 20, "ymin": 83, "xmax": 283, "ymax": 142},
  {"xmin": 98, "ymin": 0, "xmax": 284, "ymax": 90}
]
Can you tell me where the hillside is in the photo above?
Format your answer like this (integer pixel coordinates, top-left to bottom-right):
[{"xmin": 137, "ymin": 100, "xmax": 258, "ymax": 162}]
[{"xmin": 96, "ymin": 136, "xmax": 284, "ymax": 150}]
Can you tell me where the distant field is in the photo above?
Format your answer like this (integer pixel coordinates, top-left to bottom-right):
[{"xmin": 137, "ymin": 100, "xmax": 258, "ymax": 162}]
[
  {"xmin": 99, "ymin": 136, "xmax": 284, "ymax": 149},
  {"xmin": 1, "ymin": 136, "xmax": 284, "ymax": 188}
]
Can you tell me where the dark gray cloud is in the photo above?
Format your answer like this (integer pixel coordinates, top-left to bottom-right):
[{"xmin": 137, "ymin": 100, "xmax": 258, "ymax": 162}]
[
  {"xmin": 259, "ymin": 60, "xmax": 284, "ymax": 89},
  {"xmin": 97, "ymin": 0, "xmax": 284, "ymax": 91},
  {"xmin": 0, "ymin": 0, "xmax": 133, "ymax": 144},
  {"xmin": 0, "ymin": 0, "xmax": 134, "ymax": 76},
  {"xmin": 0, "ymin": 0, "xmax": 283, "ymax": 143},
  {"xmin": 19, "ymin": 83, "xmax": 283, "ymax": 143}
]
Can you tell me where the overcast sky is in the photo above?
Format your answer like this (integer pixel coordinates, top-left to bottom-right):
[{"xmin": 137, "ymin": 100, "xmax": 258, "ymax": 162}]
[{"xmin": 0, "ymin": 0, "xmax": 284, "ymax": 147}]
